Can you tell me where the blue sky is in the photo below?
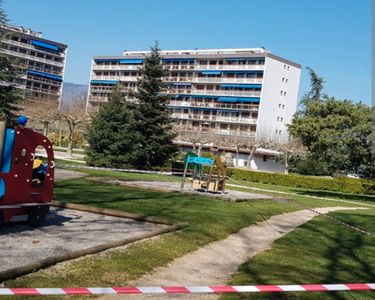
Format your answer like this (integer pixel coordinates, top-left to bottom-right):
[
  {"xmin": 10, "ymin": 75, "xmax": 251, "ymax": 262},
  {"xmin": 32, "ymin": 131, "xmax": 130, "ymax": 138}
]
[{"xmin": 5, "ymin": 0, "xmax": 371, "ymax": 105}]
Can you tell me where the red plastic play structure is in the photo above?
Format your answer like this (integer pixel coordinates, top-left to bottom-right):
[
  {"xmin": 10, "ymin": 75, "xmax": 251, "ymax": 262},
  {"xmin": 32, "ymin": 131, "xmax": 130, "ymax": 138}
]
[{"xmin": 0, "ymin": 115, "xmax": 55, "ymax": 227}]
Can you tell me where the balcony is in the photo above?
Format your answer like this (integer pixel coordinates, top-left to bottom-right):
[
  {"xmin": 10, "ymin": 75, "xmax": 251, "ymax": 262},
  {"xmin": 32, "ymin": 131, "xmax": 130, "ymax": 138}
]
[
  {"xmin": 191, "ymin": 77, "xmax": 263, "ymax": 84},
  {"xmin": 191, "ymin": 89, "xmax": 261, "ymax": 97},
  {"xmin": 91, "ymin": 75, "xmax": 138, "ymax": 82},
  {"xmin": 163, "ymin": 65, "xmax": 195, "ymax": 70},
  {"xmin": 93, "ymin": 64, "xmax": 141, "ymax": 71},
  {"xmin": 3, "ymin": 39, "xmax": 66, "ymax": 58},
  {"xmin": 168, "ymin": 101, "xmax": 259, "ymax": 111},
  {"xmin": 164, "ymin": 77, "xmax": 193, "ymax": 82},
  {"xmin": 1, "ymin": 49, "xmax": 64, "ymax": 68},
  {"xmin": 26, "ymin": 86, "xmax": 60, "ymax": 95},
  {"xmin": 27, "ymin": 74, "xmax": 63, "ymax": 86},
  {"xmin": 176, "ymin": 126, "xmax": 256, "ymax": 137},
  {"xmin": 194, "ymin": 64, "xmax": 264, "ymax": 71},
  {"xmin": 172, "ymin": 113, "xmax": 257, "ymax": 125},
  {"xmin": 89, "ymin": 95, "xmax": 109, "ymax": 102}
]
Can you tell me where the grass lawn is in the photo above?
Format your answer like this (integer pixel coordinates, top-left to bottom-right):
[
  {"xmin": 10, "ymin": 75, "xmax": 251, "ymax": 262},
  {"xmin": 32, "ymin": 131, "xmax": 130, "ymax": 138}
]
[
  {"xmin": 4, "ymin": 170, "xmax": 375, "ymax": 300},
  {"xmin": 222, "ymin": 209, "xmax": 375, "ymax": 300},
  {"xmin": 5, "ymin": 177, "xmax": 361, "ymax": 289}
]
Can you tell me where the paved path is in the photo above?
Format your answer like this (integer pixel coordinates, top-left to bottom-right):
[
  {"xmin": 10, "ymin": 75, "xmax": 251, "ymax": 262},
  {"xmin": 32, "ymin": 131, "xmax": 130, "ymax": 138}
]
[{"xmin": 102, "ymin": 206, "xmax": 366, "ymax": 300}]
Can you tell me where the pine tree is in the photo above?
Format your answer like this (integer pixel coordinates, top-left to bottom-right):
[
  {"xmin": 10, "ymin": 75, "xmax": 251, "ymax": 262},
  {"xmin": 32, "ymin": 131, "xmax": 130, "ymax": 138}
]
[
  {"xmin": 0, "ymin": 0, "xmax": 22, "ymax": 127},
  {"xmin": 85, "ymin": 85, "xmax": 138, "ymax": 167},
  {"xmin": 131, "ymin": 42, "xmax": 177, "ymax": 168}
]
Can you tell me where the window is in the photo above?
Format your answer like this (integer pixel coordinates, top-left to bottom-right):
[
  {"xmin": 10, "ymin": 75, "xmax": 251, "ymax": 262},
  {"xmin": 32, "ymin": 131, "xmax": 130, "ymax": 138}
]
[
  {"xmin": 280, "ymin": 117, "xmax": 284, "ymax": 122},
  {"xmin": 282, "ymin": 104, "xmax": 285, "ymax": 109},
  {"xmin": 280, "ymin": 91, "xmax": 283, "ymax": 95},
  {"xmin": 209, "ymin": 60, "xmax": 217, "ymax": 65},
  {"xmin": 279, "ymin": 104, "xmax": 282, "ymax": 108},
  {"xmin": 263, "ymin": 155, "xmax": 267, "ymax": 162},
  {"xmin": 284, "ymin": 91, "xmax": 287, "ymax": 96},
  {"xmin": 282, "ymin": 78, "xmax": 285, "ymax": 82},
  {"xmin": 277, "ymin": 117, "xmax": 280, "ymax": 121},
  {"xmin": 285, "ymin": 79, "xmax": 288, "ymax": 83}
]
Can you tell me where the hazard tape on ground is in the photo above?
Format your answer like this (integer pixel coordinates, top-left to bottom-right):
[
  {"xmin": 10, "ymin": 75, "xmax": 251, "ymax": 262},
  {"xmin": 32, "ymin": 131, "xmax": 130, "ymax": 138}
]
[{"xmin": 1, "ymin": 284, "xmax": 375, "ymax": 295}]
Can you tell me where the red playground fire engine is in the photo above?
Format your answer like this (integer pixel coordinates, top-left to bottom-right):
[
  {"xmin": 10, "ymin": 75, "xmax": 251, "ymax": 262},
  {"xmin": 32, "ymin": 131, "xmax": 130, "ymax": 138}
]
[{"xmin": 0, "ymin": 115, "xmax": 55, "ymax": 228}]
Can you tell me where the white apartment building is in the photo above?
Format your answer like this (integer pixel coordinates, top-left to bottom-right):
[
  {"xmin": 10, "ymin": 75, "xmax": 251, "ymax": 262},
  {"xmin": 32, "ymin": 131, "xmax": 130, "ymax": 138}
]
[
  {"xmin": 87, "ymin": 48, "xmax": 301, "ymax": 171},
  {"xmin": 88, "ymin": 48, "xmax": 300, "ymax": 142},
  {"xmin": 1, "ymin": 24, "xmax": 67, "ymax": 102}
]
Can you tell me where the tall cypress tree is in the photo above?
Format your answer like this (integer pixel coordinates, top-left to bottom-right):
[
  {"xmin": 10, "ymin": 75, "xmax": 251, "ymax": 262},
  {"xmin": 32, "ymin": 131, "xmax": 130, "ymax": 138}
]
[
  {"xmin": 0, "ymin": 0, "xmax": 22, "ymax": 127},
  {"xmin": 131, "ymin": 42, "xmax": 177, "ymax": 168},
  {"xmin": 86, "ymin": 85, "xmax": 138, "ymax": 167}
]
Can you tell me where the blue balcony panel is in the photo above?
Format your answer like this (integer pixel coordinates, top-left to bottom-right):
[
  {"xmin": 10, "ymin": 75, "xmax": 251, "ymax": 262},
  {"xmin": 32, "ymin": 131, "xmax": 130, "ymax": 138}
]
[
  {"xmin": 162, "ymin": 58, "xmax": 195, "ymax": 62},
  {"xmin": 172, "ymin": 82, "xmax": 191, "ymax": 86},
  {"xmin": 201, "ymin": 71, "xmax": 222, "ymax": 75},
  {"xmin": 120, "ymin": 59, "xmax": 144, "ymax": 64},
  {"xmin": 31, "ymin": 40, "xmax": 60, "ymax": 52},
  {"xmin": 220, "ymin": 84, "xmax": 262, "ymax": 89},
  {"xmin": 90, "ymin": 80, "xmax": 118, "ymax": 85},
  {"xmin": 218, "ymin": 96, "xmax": 260, "ymax": 103},
  {"xmin": 27, "ymin": 70, "xmax": 62, "ymax": 81},
  {"xmin": 224, "ymin": 57, "xmax": 264, "ymax": 61},
  {"xmin": 223, "ymin": 70, "xmax": 263, "ymax": 74}
]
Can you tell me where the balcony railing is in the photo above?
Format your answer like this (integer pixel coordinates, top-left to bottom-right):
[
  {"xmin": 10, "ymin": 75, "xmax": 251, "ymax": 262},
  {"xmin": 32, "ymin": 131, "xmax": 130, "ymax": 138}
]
[
  {"xmin": 191, "ymin": 77, "xmax": 263, "ymax": 84},
  {"xmin": 176, "ymin": 126, "xmax": 256, "ymax": 137},
  {"xmin": 91, "ymin": 75, "xmax": 138, "ymax": 82},
  {"xmin": 3, "ymin": 39, "xmax": 66, "ymax": 59},
  {"xmin": 164, "ymin": 77, "xmax": 193, "ymax": 82},
  {"xmin": 1, "ymin": 49, "xmax": 64, "ymax": 68},
  {"xmin": 194, "ymin": 64, "xmax": 264, "ymax": 71},
  {"xmin": 172, "ymin": 113, "xmax": 257, "ymax": 124},
  {"xmin": 26, "ymin": 86, "xmax": 60, "ymax": 95},
  {"xmin": 168, "ymin": 101, "xmax": 259, "ymax": 111},
  {"xmin": 92, "ymin": 64, "xmax": 141, "ymax": 71},
  {"xmin": 191, "ymin": 89, "xmax": 261, "ymax": 97}
]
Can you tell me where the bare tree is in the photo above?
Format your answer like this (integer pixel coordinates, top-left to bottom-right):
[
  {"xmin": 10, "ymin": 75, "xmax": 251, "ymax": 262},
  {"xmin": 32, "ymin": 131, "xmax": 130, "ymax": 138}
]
[
  {"xmin": 176, "ymin": 131, "xmax": 214, "ymax": 155},
  {"xmin": 20, "ymin": 99, "xmax": 59, "ymax": 136},
  {"xmin": 274, "ymin": 138, "xmax": 306, "ymax": 174},
  {"xmin": 58, "ymin": 95, "xmax": 91, "ymax": 157}
]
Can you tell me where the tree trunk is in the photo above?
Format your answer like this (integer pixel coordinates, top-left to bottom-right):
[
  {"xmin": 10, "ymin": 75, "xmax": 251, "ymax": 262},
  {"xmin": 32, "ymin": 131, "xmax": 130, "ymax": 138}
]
[
  {"xmin": 43, "ymin": 121, "xmax": 49, "ymax": 137},
  {"xmin": 198, "ymin": 143, "xmax": 202, "ymax": 156},
  {"xmin": 284, "ymin": 152, "xmax": 289, "ymax": 175},
  {"xmin": 67, "ymin": 122, "xmax": 75, "ymax": 157},
  {"xmin": 58, "ymin": 118, "xmax": 62, "ymax": 147},
  {"xmin": 246, "ymin": 148, "xmax": 255, "ymax": 169},
  {"xmin": 235, "ymin": 145, "xmax": 239, "ymax": 167}
]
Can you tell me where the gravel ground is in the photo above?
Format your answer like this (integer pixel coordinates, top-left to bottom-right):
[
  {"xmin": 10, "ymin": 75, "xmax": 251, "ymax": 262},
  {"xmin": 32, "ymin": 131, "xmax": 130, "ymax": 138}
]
[
  {"xmin": 0, "ymin": 207, "xmax": 168, "ymax": 273},
  {"xmin": 88, "ymin": 178, "xmax": 273, "ymax": 201},
  {"xmin": 101, "ymin": 207, "xmax": 366, "ymax": 300}
]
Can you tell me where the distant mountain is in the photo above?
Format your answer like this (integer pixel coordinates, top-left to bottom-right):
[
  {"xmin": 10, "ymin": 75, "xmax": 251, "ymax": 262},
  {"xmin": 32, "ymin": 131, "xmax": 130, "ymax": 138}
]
[{"xmin": 61, "ymin": 82, "xmax": 88, "ymax": 106}]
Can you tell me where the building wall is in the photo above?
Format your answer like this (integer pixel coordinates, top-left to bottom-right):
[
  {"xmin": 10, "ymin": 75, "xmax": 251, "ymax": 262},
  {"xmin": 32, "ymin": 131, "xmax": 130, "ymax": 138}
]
[
  {"xmin": 1, "ymin": 24, "xmax": 67, "ymax": 103},
  {"xmin": 256, "ymin": 55, "xmax": 301, "ymax": 142}
]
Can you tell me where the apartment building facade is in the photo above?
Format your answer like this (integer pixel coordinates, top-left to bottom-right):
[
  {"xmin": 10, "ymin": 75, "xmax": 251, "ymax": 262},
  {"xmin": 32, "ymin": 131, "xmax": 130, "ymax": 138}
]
[
  {"xmin": 1, "ymin": 24, "xmax": 67, "ymax": 102},
  {"xmin": 88, "ymin": 48, "xmax": 301, "ymax": 146}
]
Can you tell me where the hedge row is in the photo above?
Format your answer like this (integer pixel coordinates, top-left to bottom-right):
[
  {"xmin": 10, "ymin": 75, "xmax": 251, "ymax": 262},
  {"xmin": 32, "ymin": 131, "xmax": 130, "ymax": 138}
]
[{"xmin": 226, "ymin": 168, "xmax": 375, "ymax": 195}]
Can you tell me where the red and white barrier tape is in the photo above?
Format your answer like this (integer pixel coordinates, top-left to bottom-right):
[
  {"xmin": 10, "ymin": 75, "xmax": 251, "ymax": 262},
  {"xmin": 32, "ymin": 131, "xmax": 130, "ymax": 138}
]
[{"xmin": 1, "ymin": 284, "xmax": 375, "ymax": 295}]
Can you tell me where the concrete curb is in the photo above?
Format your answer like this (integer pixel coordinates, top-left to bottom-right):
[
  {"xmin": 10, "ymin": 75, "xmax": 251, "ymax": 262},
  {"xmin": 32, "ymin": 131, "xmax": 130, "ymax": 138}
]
[{"xmin": 0, "ymin": 223, "xmax": 186, "ymax": 283}]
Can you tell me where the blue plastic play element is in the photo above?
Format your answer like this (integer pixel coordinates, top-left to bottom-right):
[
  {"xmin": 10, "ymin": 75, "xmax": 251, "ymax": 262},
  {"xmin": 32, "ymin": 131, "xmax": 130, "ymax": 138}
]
[
  {"xmin": 1, "ymin": 129, "xmax": 15, "ymax": 174},
  {"xmin": 17, "ymin": 115, "xmax": 28, "ymax": 126},
  {"xmin": 38, "ymin": 164, "xmax": 48, "ymax": 174},
  {"xmin": 187, "ymin": 156, "xmax": 214, "ymax": 166},
  {"xmin": 0, "ymin": 179, "xmax": 4, "ymax": 199}
]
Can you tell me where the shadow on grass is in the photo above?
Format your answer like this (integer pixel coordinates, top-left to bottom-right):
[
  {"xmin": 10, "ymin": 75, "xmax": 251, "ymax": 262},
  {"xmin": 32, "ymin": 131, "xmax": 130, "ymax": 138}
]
[
  {"xmin": 295, "ymin": 189, "xmax": 375, "ymax": 203},
  {"xmin": 223, "ymin": 212, "xmax": 375, "ymax": 300}
]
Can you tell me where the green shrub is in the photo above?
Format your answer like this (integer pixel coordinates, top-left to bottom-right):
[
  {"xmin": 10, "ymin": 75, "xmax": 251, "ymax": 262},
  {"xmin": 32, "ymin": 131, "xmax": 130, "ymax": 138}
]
[{"xmin": 227, "ymin": 168, "xmax": 375, "ymax": 195}]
